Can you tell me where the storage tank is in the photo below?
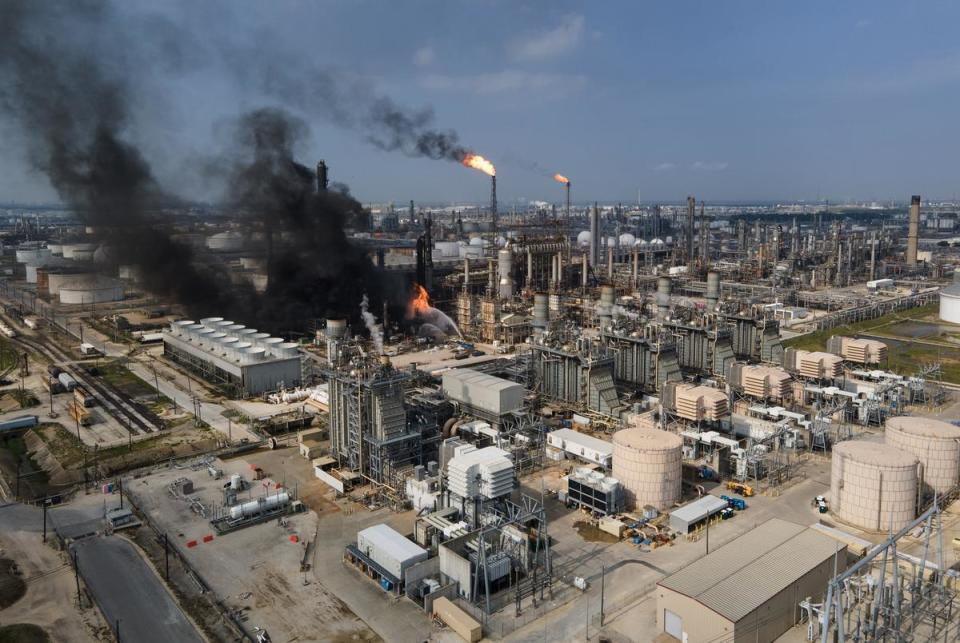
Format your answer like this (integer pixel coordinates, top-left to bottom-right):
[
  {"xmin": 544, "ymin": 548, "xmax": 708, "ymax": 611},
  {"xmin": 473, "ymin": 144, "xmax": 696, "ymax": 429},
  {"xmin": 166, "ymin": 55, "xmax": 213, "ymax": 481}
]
[
  {"xmin": 58, "ymin": 372, "xmax": 77, "ymax": 391},
  {"xmin": 612, "ymin": 428, "xmax": 682, "ymax": 510},
  {"xmin": 656, "ymin": 277, "xmax": 672, "ymax": 321},
  {"xmin": 885, "ymin": 416, "xmax": 960, "ymax": 495},
  {"xmin": 497, "ymin": 249, "xmax": 513, "ymax": 299},
  {"xmin": 831, "ymin": 441, "xmax": 919, "ymax": 532},
  {"xmin": 229, "ymin": 492, "xmax": 289, "ymax": 519}
]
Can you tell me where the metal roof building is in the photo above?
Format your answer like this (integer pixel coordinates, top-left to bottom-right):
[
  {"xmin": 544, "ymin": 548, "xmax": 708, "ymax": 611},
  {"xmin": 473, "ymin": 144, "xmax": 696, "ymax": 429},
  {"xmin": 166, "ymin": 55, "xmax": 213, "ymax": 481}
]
[
  {"xmin": 546, "ymin": 428, "xmax": 614, "ymax": 467},
  {"xmin": 668, "ymin": 495, "xmax": 728, "ymax": 533},
  {"xmin": 656, "ymin": 518, "xmax": 845, "ymax": 643}
]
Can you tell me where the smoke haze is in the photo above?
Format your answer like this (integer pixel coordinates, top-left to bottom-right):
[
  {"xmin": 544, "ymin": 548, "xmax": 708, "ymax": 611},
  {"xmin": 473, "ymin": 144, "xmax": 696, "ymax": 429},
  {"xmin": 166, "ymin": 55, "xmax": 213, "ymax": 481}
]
[{"xmin": 0, "ymin": 0, "xmax": 475, "ymax": 334}]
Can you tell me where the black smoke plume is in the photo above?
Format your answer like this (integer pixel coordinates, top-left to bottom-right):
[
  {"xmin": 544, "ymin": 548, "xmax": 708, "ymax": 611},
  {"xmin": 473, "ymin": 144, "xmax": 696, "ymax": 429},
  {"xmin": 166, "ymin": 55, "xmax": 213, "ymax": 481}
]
[{"xmin": 0, "ymin": 1, "xmax": 472, "ymax": 332}]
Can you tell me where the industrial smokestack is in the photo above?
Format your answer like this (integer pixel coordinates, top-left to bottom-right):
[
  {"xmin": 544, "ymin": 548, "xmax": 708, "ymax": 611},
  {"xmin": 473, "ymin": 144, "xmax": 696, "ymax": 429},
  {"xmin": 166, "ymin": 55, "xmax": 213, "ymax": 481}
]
[
  {"xmin": 316, "ymin": 160, "xmax": 328, "ymax": 193},
  {"xmin": 565, "ymin": 181, "xmax": 571, "ymax": 219},
  {"xmin": 686, "ymin": 196, "xmax": 695, "ymax": 267},
  {"xmin": 699, "ymin": 201, "xmax": 708, "ymax": 265},
  {"xmin": 906, "ymin": 194, "xmax": 920, "ymax": 267},
  {"xmin": 490, "ymin": 175, "xmax": 498, "ymax": 232},
  {"xmin": 589, "ymin": 203, "xmax": 599, "ymax": 267}
]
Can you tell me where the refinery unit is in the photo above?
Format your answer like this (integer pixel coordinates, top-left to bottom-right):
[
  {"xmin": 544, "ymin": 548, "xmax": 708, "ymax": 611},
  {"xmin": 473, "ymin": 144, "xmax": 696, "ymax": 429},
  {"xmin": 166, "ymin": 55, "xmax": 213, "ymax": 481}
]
[{"xmin": 0, "ymin": 185, "xmax": 959, "ymax": 643}]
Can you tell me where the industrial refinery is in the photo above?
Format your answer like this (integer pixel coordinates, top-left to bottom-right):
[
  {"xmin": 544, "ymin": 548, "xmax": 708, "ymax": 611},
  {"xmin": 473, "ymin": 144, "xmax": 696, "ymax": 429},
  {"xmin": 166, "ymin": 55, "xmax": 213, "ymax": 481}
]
[{"xmin": 0, "ymin": 3, "xmax": 959, "ymax": 643}]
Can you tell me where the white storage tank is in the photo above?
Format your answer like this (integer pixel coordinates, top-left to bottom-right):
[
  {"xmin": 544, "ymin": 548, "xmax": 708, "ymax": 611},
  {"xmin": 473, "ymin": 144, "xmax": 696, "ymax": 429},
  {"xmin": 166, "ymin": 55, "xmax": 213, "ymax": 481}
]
[
  {"xmin": 885, "ymin": 416, "xmax": 960, "ymax": 495},
  {"xmin": 612, "ymin": 428, "xmax": 682, "ymax": 510},
  {"xmin": 831, "ymin": 441, "xmax": 919, "ymax": 532}
]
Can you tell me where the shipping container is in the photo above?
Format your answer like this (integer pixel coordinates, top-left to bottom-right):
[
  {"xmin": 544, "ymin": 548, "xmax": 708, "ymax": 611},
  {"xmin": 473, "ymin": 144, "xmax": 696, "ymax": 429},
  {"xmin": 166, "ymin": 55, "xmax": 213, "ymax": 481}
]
[{"xmin": 0, "ymin": 415, "xmax": 39, "ymax": 433}]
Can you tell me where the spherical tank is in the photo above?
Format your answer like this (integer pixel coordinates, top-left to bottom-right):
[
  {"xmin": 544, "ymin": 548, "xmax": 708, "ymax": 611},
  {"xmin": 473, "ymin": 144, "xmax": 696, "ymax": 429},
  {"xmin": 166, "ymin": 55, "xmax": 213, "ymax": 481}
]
[
  {"xmin": 576, "ymin": 230, "xmax": 591, "ymax": 247},
  {"xmin": 885, "ymin": 416, "xmax": 960, "ymax": 495},
  {"xmin": 831, "ymin": 441, "xmax": 918, "ymax": 532},
  {"xmin": 612, "ymin": 428, "xmax": 682, "ymax": 510}
]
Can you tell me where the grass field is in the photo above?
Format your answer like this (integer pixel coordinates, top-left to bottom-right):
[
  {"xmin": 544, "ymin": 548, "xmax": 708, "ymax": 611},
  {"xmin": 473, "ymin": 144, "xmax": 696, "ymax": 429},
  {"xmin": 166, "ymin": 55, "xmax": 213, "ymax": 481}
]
[{"xmin": 783, "ymin": 303, "xmax": 960, "ymax": 383}]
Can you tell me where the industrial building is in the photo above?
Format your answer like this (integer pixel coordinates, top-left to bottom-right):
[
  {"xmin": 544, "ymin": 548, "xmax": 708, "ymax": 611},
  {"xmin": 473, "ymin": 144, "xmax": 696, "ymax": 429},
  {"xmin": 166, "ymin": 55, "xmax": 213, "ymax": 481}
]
[
  {"xmin": 545, "ymin": 427, "xmax": 613, "ymax": 468},
  {"xmin": 162, "ymin": 318, "xmax": 301, "ymax": 395},
  {"xmin": 345, "ymin": 523, "xmax": 429, "ymax": 593},
  {"xmin": 657, "ymin": 519, "xmax": 846, "ymax": 642}
]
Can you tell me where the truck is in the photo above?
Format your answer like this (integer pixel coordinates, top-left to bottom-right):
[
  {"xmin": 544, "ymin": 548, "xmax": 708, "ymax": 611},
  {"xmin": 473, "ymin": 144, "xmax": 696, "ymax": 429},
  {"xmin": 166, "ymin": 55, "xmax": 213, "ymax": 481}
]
[
  {"xmin": 726, "ymin": 481, "xmax": 754, "ymax": 497},
  {"xmin": 720, "ymin": 494, "xmax": 747, "ymax": 511},
  {"xmin": 813, "ymin": 495, "xmax": 828, "ymax": 514}
]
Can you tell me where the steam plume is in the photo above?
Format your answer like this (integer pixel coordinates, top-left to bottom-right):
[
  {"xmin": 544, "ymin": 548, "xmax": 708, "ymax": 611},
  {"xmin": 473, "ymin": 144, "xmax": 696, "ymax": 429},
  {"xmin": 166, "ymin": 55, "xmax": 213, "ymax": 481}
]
[{"xmin": 359, "ymin": 294, "xmax": 384, "ymax": 355}]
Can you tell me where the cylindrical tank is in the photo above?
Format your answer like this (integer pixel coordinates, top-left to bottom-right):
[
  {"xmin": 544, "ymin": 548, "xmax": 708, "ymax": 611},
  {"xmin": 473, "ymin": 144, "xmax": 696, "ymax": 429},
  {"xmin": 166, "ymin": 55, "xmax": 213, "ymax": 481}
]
[
  {"xmin": 532, "ymin": 293, "xmax": 549, "ymax": 330},
  {"xmin": 200, "ymin": 317, "xmax": 223, "ymax": 329},
  {"xmin": 228, "ymin": 492, "xmax": 290, "ymax": 519},
  {"xmin": 250, "ymin": 332, "xmax": 271, "ymax": 346},
  {"xmin": 230, "ymin": 473, "xmax": 241, "ymax": 490},
  {"xmin": 244, "ymin": 347, "xmax": 266, "ymax": 361},
  {"xmin": 195, "ymin": 328, "xmax": 215, "ymax": 345},
  {"xmin": 612, "ymin": 428, "xmax": 682, "ymax": 510},
  {"xmin": 706, "ymin": 271, "xmax": 721, "ymax": 309},
  {"xmin": 831, "ymin": 441, "xmax": 919, "ymax": 532},
  {"xmin": 885, "ymin": 416, "xmax": 960, "ymax": 495},
  {"xmin": 58, "ymin": 372, "xmax": 78, "ymax": 391},
  {"xmin": 497, "ymin": 249, "xmax": 513, "ymax": 299}
]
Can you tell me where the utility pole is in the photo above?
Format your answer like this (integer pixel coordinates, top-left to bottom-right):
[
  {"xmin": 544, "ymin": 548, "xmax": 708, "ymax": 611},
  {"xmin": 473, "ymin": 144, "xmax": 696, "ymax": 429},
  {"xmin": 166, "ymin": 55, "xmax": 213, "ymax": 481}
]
[
  {"xmin": 600, "ymin": 564, "xmax": 605, "ymax": 627},
  {"xmin": 152, "ymin": 365, "xmax": 160, "ymax": 403},
  {"xmin": 42, "ymin": 501, "xmax": 47, "ymax": 543},
  {"xmin": 72, "ymin": 549, "xmax": 81, "ymax": 607},
  {"xmin": 164, "ymin": 533, "xmax": 169, "ymax": 580},
  {"xmin": 706, "ymin": 514, "xmax": 710, "ymax": 555}
]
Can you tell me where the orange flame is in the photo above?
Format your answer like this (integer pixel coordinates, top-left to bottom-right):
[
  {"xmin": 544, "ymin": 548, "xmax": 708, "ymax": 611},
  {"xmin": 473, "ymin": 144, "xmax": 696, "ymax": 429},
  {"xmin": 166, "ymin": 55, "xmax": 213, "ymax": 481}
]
[
  {"xmin": 462, "ymin": 154, "xmax": 496, "ymax": 176},
  {"xmin": 554, "ymin": 173, "xmax": 570, "ymax": 185},
  {"xmin": 408, "ymin": 284, "xmax": 432, "ymax": 318}
]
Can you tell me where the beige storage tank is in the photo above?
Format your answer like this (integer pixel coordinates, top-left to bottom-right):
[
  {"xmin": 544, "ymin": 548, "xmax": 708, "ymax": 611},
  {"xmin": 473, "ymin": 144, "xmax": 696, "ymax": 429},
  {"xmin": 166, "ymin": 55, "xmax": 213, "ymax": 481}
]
[
  {"xmin": 612, "ymin": 428, "xmax": 682, "ymax": 511},
  {"xmin": 831, "ymin": 441, "xmax": 919, "ymax": 532},
  {"xmin": 885, "ymin": 416, "xmax": 960, "ymax": 495}
]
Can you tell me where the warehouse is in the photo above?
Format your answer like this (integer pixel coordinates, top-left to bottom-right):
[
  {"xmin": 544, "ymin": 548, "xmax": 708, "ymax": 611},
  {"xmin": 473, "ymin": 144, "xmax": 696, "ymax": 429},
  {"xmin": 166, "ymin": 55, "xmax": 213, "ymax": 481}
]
[
  {"xmin": 657, "ymin": 518, "xmax": 845, "ymax": 643},
  {"xmin": 163, "ymin": 318, "xmax": 301, "ymax": 395}
]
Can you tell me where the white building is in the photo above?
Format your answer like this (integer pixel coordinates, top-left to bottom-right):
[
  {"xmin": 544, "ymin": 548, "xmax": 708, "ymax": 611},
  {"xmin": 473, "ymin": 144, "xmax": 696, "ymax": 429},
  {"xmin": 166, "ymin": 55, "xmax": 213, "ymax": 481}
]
[
  {"xmin": 546, "ymin": 428, "xmax": 613, "ymax": 468},
  {"xmin": 162, "ymin": 318, "xmax": 301, "ymax": 395}
]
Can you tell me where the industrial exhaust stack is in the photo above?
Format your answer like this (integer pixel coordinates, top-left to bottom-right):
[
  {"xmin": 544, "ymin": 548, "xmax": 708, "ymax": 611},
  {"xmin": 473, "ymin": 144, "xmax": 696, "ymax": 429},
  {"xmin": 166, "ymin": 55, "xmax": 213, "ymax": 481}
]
[{"xmin": 906, "ymin": 194, "xmax": 920, "ymax": 266}]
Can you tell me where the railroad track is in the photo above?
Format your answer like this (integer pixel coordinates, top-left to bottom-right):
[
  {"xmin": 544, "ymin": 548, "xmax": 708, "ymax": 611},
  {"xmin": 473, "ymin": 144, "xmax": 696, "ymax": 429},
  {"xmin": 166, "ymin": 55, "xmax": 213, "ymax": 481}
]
[{"xmin": 12, "ymin": 335, "xmax": 161, "ymax": 435}]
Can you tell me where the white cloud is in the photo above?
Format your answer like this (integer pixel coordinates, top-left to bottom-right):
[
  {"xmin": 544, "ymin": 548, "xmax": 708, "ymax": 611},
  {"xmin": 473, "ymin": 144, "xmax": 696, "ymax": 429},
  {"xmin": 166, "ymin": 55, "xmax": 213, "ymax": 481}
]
[
  {"xmin": 692, "ymin": 161, "xmax": 729, "ymax": 171},
  {"xmin": 654, "ymin": 162, "xmax": 677, "ymax": 171},
  {"xmin": 413, "ymin": 46, "xmax": 435, "ymax": 67},
  {"xmin": 420, "ymin": 70, "xmax": 586, "ymax": 95},
  {"xmin": 511, "ymin": 14, "xmax": 584, "ymax": 61}
]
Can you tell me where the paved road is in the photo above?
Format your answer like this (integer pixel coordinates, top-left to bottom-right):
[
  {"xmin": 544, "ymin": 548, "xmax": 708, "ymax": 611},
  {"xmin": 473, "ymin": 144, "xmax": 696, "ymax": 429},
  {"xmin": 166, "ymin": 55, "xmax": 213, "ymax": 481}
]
[{"xmin": 71, "ymin": 536, "xmax": 205, "ymax": 643}]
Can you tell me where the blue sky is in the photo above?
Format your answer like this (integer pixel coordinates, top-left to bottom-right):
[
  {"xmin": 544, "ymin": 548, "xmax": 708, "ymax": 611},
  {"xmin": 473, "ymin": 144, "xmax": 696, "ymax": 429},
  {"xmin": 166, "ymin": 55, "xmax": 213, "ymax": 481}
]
[{"xmin": 3, "ymin": 1, "xmax": 959, "ymax": 206}]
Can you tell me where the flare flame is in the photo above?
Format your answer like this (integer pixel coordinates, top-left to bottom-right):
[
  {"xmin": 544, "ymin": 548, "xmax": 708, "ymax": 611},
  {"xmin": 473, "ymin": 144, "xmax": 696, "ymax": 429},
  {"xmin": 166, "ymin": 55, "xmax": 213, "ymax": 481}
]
[
  {"xmin": 462, "ymin": 153, "xmax": 496, "ymax": 176},
  {"xmin": 554, "ymin": 173, "xmax": 570, "ymax": 185}
]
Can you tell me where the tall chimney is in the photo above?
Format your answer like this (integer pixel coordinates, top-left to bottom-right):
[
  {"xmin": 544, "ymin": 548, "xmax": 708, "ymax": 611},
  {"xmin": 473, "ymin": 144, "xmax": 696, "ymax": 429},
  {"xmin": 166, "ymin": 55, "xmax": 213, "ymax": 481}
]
[
  {"xmin": 686, "ymin": 196, "xmax": 695, "ymax": 267},
  {"xmin": 316, "ymin": 160, "xmax": 328, "ymax": 193},
  {"xmin": 906, "ymin": 194, "xmax": 920, "ymax": 266},
  {"xmin": 699, "ymin": 201, "xmax": 708, "ymax": 265},
  {"xmin": 490, "ymin": 175, "xmax": 498, "ymax": 232},
  {"xmin": 565, "ymin": 181, "xmax": 571, "ymax": 219},
  {"xmin": 589, "ymin": 203, "xmax": 599, "ymax": 267}
]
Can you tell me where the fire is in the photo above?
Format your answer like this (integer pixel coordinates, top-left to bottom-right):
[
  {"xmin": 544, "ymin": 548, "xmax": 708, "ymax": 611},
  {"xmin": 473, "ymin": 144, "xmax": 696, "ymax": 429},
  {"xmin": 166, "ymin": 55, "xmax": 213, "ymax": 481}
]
[
  {"xmin": 554, "ymin": 173, "xmax": 570, "ymax": 185},
  {"xmin": 408, "ymin": 283, "xmax": 432, "ymax": 317},
  {"xmin": 462, "ymin": 153, "xmax": 496, "ymax": 177}
]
